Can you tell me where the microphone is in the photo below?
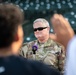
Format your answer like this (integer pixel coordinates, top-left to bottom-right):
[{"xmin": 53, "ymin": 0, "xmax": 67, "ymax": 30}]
[{"xmin": 32, "ymin": 45, "xmax": 38, "ymax": 54}]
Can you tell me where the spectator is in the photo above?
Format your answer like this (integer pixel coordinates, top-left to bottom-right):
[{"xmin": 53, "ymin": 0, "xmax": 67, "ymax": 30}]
[
  {"xmin": 0, "ymin": 4, "xmax": 61, "ymax": 75},
  {"xmin": 50, "ymin": 14, "xmax": 75, "ymax": 75}
]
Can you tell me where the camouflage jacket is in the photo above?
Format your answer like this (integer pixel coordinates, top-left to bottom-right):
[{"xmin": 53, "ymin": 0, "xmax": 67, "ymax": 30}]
[{"xmin": 19, "ymin": 38, "xmax": 65, "ymax": 73}]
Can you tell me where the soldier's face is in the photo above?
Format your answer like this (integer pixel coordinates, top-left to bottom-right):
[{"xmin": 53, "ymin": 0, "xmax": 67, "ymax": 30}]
[{"xmin": 33, "ymin": 21, "xmax": 49, "ymax": 39}]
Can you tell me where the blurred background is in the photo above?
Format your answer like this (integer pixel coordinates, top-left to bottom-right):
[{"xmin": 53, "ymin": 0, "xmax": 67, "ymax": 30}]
[{"xmin": 1, "ymin": 0, "xmax": 76, "ymax": 42}]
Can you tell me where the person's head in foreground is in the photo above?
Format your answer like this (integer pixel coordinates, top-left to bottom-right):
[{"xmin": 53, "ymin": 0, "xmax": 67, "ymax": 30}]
[{"xmin": 0, "ymin": 3, "xmax": 24, "ymax": 56}]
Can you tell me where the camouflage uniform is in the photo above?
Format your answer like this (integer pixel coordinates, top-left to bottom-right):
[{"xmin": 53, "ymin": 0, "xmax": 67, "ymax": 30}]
[{"xmin": 19, "ymin": 38, "xmax": 65, "ymax": 73}]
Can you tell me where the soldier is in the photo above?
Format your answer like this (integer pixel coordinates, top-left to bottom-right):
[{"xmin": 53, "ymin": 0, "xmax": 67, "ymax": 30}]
[{"xmin": 19, "ymin": 18, "xmax": 65, "ymax": 73}]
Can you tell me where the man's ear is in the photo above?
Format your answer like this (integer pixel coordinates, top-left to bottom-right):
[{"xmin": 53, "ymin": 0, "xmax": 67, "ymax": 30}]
[
  {"xmin": 14, "ymin": 34, "xmax": 19, "ymax": 41},
  {"xmin": 49, "ymin": 27, "xmax": 50, "ymax": 31},
  {"xmin": 47, "ymin": 27, "xmax": 50, "ymax": 32}
]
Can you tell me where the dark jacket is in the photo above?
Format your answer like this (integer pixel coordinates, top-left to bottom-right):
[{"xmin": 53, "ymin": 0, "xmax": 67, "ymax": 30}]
[{"xmin": 0, "ymin": 55, "xmax": 61, "ymax": 75}]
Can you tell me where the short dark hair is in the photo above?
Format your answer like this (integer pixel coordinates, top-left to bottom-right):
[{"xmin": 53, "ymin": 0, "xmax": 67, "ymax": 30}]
[{"xmin": 0, "ymin": 3, "xmax": 24, "ymax": 48}]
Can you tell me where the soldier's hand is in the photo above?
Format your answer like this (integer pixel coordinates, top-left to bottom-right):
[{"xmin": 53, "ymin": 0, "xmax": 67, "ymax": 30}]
[{"xmin": 50, "ymin": 14, "xmax": 75, "ymax": 49}]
